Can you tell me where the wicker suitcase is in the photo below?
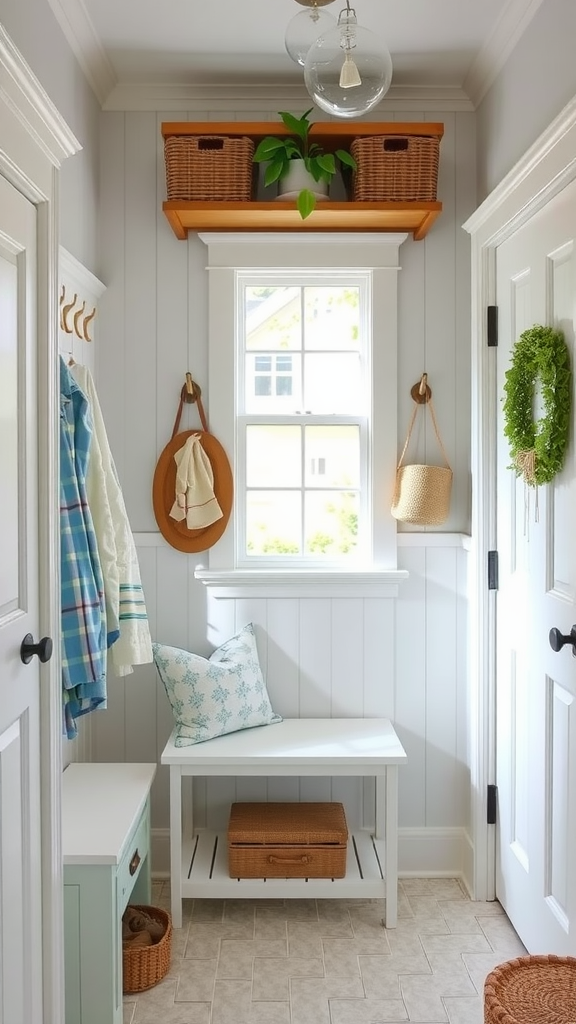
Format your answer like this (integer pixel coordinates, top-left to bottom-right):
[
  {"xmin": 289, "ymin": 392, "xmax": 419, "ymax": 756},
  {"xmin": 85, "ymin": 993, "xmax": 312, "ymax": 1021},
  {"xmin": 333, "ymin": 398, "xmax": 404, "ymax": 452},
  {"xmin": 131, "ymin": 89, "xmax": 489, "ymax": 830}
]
[{"xmin": 228, "ymin": 802, "xmax": 348, "ymax": 879}]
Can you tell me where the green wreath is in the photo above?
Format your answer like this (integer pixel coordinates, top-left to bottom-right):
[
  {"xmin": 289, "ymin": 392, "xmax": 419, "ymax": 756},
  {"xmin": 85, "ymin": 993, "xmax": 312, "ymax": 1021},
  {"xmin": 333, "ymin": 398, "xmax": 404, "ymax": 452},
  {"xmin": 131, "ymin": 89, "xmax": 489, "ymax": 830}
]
[{"xmin": 503, "ymin": 324, "xmax": 572, "ymax": 486}]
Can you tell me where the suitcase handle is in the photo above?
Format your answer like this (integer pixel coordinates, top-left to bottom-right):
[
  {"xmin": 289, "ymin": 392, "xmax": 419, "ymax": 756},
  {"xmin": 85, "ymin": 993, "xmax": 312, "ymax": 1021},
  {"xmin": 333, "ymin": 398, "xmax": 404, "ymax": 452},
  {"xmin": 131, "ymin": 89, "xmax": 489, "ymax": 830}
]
[{"xmin": 268, "ymin": 854, "xmax": 310, "ymax": 865}]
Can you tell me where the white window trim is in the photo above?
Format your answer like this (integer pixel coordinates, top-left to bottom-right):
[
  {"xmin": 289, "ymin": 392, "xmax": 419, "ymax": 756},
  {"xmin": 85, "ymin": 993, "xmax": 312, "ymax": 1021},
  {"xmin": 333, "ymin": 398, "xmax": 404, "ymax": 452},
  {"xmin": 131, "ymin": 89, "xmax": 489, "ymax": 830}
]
[
  {"xmin": 194, "ymin": 567, "xmax": 408, "ymax": 598},
  {"xmin": 199, "ymin": 232, "xmax": 408, "ymax": 578},
  {"xmin": 237, "ymin": 269, "xmax": 369, "ymax": 569}
]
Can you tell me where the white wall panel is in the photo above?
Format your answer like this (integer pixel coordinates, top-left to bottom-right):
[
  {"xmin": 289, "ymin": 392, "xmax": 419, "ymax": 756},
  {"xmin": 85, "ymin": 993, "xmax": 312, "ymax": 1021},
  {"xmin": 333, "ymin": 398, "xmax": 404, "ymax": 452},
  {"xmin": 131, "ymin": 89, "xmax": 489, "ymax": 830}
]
[
  {"xmin": 511, "ymin": 656, "xmax": 529, "ymax": 868},
  {"xmin": 395, "ymin": 547, "xmax": 427, "ymax": 827},
  {"xmin": 265, "ymin": 599, "xmax": 300, "ymax": 718},
  {"xmin": 425, "ymin": 547, "xmax": 460, "ymax": 827},
  {"xmin": 548, "ymin": 678, "xmax": 572, "ymax": 913},
  {"xmin": 93, "ymin": 104, "xmax": 475, "ymax": 873}
]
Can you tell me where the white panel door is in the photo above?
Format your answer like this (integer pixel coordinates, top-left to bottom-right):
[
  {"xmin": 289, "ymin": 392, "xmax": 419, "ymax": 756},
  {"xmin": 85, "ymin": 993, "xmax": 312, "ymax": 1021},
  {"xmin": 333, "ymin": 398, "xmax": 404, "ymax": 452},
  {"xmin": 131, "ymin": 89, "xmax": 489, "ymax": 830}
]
[
  {"xmin": 0, "ymin": 173, "xmax": 46, "ymax": 1019},
  {"xmin": 496, "ymin": 179, "xmax": 576, "ymax": 953}
]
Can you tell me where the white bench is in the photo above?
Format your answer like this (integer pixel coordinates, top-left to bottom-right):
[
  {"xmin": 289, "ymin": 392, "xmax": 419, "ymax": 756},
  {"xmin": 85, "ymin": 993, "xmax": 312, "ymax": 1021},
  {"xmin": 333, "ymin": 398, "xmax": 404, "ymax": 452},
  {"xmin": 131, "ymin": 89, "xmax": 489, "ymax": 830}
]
[{"xmin": 161, "ymin": 717, "xmax": 407, "ymax": 929}]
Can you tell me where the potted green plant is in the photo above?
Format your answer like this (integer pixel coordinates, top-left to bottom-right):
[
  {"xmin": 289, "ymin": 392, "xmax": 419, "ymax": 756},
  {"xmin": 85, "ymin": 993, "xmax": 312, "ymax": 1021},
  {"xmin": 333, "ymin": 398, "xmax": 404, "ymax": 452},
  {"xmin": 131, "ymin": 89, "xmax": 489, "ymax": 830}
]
[{"xmin": 253, "ymin": 108, "xmax": 357, "ymax": 220}]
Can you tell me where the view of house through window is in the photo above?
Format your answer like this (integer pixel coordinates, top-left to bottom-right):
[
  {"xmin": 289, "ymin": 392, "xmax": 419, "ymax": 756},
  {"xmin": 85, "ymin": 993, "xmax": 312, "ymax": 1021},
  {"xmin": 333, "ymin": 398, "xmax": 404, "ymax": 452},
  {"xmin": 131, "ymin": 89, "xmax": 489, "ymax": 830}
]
[{"xmin": 238, "ymin": 280, "xmax": 368, "ymax": 562}]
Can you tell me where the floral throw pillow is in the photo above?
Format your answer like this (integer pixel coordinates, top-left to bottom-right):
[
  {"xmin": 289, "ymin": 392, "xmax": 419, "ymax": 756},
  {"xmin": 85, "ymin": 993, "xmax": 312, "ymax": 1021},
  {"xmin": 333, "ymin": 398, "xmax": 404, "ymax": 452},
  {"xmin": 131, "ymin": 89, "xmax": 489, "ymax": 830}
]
[{"xmin": 153, "ymin": 623, "xmax": 282, "ymax": 746}]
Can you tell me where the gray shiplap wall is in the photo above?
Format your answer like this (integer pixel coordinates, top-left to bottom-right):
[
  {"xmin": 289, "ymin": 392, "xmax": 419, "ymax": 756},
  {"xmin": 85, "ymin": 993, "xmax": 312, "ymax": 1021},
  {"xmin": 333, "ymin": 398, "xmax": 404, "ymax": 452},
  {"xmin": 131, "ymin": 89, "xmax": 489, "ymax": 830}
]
[{"xmin": 91, "ymin": 106, "xmax": 475, "ymax": 878}]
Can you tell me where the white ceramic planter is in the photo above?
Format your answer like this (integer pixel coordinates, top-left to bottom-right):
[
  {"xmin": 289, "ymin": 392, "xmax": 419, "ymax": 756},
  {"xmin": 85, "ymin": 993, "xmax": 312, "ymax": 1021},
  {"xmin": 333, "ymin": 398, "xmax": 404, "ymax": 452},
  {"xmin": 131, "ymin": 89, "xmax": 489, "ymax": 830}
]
[{"xmin": 278, "ymin": 159, "xmax": 329, "ymax": 200}]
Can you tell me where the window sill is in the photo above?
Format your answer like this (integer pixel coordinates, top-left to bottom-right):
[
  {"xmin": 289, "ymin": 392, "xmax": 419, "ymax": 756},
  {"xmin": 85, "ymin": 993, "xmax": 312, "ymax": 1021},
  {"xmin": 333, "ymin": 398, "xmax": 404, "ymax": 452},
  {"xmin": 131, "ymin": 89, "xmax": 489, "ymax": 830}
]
[{"xmin": 194, "ymin": 568, "xmax": 408, "ymax": 598}]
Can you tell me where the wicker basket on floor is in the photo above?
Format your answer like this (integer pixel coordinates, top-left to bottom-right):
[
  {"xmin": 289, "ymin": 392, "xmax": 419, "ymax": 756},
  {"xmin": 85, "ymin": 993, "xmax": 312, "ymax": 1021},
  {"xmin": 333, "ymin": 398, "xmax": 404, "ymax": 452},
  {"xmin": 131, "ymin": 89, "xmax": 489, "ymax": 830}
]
[
  {"xmin": 164, "ymin": 134, "xmax": 255, "ymax": 201},
  {"xmin": 484, "ymin": 954, "xmax": 576, "ymax": 1024},
  {"xmin": 122, "ymin": 905, "xmax": 172, "ymax": 994},
  {"xmin": 350, "ymin": 134, "xmax": 439, "ymax": 202}
]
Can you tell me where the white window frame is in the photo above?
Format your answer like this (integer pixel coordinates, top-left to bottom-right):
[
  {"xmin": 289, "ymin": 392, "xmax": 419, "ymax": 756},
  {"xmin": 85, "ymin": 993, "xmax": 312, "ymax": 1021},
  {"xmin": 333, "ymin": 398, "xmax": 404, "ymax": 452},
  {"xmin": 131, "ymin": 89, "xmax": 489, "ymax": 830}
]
[
  {"xmin": 237, "ymin": 270, "xmax": 370, "ymax": 569},
  {"xmin": 199, "ymin": 232, "xmax": 407, "ymax": 575}
]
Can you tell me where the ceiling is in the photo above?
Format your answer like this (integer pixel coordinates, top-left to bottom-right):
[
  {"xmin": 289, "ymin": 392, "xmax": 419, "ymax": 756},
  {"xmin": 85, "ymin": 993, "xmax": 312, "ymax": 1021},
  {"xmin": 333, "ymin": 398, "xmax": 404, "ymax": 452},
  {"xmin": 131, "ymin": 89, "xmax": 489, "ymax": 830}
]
[{"xmin": 47, "ymin": 0, "xmax": 544, "ymax": 109}]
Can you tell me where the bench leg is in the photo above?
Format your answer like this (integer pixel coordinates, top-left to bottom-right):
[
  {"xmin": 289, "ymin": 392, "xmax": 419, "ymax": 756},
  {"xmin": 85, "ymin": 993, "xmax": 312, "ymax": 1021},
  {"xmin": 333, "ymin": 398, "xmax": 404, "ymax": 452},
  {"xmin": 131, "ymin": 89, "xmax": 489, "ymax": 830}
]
[
  {"xmin": 169, "ymin": 766, "xmax": 183, "ymax": 929},
  {"xmin": 385, "ymin": 766, "xmax": 398, "ymax": 928}
]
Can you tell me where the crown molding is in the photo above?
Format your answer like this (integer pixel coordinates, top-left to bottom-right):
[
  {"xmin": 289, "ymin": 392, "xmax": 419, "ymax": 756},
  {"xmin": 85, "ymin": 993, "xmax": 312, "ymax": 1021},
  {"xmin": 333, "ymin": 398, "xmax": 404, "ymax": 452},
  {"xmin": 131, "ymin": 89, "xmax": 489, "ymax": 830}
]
[
  {"xmin": 464, "ymin": 0, "xmax": 545, "ymax": 108},
  {"xmin": 45, "ymin": 0, "xmax": 116, "ymax": 106},
  {"xmin": 103, "ymin": 81, "xmax": 473, "ymax": 113},
  {"xmin": 463, "ymin": 92, "xmax": 576, "ymax": 238},
  {"xmin": 0, "ymin": 24, "xmax": 80, "ymax": 167},
  {"xmin": 44, "ymin": 0, "xmax": 541, "ymax": 113}
]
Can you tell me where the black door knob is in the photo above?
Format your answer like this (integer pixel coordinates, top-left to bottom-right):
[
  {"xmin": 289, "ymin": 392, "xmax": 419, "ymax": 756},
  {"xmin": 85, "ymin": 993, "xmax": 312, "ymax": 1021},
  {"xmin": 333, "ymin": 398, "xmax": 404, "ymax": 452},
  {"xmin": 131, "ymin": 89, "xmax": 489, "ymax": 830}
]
[
  {"xmin": 549, "ymin": 626, "xmax": 576, "ymax": 654},
  {"xmin": 20, "ymin": 633, "xmax": 53, "ymax": 665}
]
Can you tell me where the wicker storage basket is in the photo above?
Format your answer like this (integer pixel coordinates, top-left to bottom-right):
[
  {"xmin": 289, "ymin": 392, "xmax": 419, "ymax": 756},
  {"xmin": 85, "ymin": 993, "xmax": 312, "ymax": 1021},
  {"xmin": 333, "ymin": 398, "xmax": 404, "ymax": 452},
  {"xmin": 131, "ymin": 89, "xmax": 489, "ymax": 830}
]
[
  {"xmin": 164, "ymin": 134, "xmax": 255, "ymax": 201},
  {"xmin": 122, "ymin": 905, "xmax": 172, "ymax": 994},
  {"xmin": 391, "ymin": 463, "xmax": 452, "ymax": 525},
  {"xmin": 228, "ymin": 802, "xmax": 348, "ymax": 879},
  {"xmin": 350, "ymin": 134, "xmax": 440, "ymax": 202},
  {"xmin": 484, "ymin": 954, "xmax": 576, "ymax": 1024}
]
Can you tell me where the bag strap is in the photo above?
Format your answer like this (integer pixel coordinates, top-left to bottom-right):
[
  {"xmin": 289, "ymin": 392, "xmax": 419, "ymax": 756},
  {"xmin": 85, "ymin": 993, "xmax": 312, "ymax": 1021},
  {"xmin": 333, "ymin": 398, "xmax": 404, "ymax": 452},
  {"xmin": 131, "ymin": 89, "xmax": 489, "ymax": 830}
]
[
  {"xmin": 171, "ymin": 380, "xmax": 209, "ymax": 439},
  {"xmin": 397, "ymin": 396, "xmax": 452, "ymax": 471}
]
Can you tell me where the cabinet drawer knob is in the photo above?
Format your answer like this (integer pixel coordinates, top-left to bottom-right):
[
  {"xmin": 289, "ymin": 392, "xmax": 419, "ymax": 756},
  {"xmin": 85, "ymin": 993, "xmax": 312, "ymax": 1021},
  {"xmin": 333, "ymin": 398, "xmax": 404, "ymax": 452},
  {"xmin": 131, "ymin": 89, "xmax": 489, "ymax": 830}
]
[{"xmin": 129, "ymin": 850, "xmax": 141, "ymax": 876}]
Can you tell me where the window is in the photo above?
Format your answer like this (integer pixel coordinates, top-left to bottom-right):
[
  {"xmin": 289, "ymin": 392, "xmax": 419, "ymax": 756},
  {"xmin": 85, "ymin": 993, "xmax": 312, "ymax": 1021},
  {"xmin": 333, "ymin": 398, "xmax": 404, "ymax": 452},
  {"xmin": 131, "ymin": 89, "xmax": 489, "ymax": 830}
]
[
  {"xmin": 238, "ymin": 278, "xmax": 368, "ymax": 565},
  {"xmin": 201, "ymin": 233, "xmax": 405, "ymax": 573}
]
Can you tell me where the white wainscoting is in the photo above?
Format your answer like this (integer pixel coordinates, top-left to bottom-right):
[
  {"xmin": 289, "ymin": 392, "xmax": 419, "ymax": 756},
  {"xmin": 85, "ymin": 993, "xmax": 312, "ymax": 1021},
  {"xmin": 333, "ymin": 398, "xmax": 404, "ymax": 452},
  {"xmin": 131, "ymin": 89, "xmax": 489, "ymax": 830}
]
[{"xmin": 91, "ymin": 534, "xmax": 470, "ymax": 877}]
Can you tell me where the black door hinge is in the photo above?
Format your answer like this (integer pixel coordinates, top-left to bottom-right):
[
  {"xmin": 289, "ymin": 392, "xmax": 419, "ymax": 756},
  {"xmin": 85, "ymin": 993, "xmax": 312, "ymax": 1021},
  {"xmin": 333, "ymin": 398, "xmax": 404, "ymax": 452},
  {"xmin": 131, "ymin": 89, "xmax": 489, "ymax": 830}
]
[
  {"xmin": 488, "ymin": 550, "xmax": 499, "ymax": 590},
  {"xmin": 487, "ymin": 305, "xmax": 498, "ymax": 347},
  {"xmin": 487, "ymin": 784, "xmax": 497, "ymax": 825}
]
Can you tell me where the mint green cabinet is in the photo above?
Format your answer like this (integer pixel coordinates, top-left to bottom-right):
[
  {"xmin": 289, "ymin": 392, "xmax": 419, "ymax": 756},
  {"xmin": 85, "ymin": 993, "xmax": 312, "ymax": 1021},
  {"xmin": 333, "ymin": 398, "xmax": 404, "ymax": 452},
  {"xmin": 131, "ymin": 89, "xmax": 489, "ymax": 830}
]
[{"xmin": 62, "ymin": 763, "xmax": 156, "ymax": 1024}]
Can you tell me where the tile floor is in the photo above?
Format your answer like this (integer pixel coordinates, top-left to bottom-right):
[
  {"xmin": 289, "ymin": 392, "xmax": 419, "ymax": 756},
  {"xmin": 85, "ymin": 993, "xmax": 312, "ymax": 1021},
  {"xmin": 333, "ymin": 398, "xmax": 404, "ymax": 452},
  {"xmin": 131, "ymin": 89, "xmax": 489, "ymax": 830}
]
[{"xmin": 123, "ymin": 879, "xmax": 527, "ymax": 1024}]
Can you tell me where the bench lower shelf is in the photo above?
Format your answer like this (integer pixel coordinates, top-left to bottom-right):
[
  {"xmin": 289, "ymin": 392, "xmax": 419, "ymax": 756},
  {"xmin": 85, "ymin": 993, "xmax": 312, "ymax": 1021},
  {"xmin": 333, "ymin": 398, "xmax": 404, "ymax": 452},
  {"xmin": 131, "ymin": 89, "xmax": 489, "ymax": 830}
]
[{"xmin": 180, "ymin": 830, "xmax": 389, "ymax": 900}]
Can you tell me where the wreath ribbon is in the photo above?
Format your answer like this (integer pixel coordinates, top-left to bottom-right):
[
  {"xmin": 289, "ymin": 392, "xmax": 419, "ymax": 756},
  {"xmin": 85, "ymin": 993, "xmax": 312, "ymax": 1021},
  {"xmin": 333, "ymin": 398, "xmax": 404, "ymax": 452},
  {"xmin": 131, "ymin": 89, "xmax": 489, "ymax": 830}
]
[{"xmin": 503, "ymin": 324, "xmax": 571, "ymax": 487}]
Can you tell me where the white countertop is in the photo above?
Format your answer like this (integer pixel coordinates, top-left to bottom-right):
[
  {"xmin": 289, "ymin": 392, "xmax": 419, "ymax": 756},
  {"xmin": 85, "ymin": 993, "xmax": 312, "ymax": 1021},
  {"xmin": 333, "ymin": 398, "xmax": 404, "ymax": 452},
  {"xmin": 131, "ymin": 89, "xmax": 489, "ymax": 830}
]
[{"xmin": 62, "ymin": 762, "xmax": 157, "ymax": 865}]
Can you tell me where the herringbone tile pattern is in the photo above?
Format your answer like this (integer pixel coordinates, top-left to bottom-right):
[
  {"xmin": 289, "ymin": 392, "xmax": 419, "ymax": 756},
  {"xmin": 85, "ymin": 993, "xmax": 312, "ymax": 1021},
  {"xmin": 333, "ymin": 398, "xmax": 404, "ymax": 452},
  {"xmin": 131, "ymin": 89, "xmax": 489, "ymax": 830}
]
[{"xmin": 123, "ymin": 879, "xmax": 526, "ymax": 1024}]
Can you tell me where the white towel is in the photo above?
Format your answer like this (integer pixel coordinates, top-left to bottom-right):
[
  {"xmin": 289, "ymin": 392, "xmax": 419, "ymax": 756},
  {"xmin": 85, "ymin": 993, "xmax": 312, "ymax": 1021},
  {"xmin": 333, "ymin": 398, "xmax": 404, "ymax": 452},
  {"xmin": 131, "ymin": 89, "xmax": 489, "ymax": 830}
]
[
  {"xmin": 70, "ymin": 363, "xmax": 153, "ymax": 677},
  {"xmin": 170, "ymin": 433, "xmax": 223, "ymax": 529}
]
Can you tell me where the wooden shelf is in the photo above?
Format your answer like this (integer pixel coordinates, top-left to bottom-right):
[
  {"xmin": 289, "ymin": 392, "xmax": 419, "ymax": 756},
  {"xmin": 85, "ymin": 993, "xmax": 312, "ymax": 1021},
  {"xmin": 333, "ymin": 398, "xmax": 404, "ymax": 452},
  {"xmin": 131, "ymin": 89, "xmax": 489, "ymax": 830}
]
[
  {"xmin": 163, "ymin": 200, "xmax": 441, "ymax": 240},
  {"xmin": 161, "ymin": 121, "xmax": 443, "ymax": 241}
]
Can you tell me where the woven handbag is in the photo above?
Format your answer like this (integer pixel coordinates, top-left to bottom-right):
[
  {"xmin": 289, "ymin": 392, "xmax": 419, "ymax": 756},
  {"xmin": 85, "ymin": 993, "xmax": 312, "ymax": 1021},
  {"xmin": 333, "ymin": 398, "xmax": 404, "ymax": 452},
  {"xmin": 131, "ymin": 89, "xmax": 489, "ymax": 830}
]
[{"xmin": 391, "ymin": 394, "xmax": 452, "ymax": 525}]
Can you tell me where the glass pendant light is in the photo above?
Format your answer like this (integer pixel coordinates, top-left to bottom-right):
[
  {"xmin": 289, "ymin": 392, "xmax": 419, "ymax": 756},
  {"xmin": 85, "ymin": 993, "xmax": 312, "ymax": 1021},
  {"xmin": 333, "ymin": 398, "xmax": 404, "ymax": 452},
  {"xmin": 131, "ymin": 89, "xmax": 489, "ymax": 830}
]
[
  {"xmin": 304, "ymin": 1, "xmax": 393, "ymax": 119},
  {"xmin": 285, "ymin": 2, "xmax": 337, "ymax": 67}
]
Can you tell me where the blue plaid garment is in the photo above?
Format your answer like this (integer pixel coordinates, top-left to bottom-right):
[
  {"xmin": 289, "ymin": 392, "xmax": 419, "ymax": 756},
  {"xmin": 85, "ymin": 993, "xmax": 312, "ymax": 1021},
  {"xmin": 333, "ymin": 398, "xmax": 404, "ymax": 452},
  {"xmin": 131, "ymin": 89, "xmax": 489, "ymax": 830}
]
[{"xmin": 60, "ymin": 358, "xmax": 107, "ymax": 738}]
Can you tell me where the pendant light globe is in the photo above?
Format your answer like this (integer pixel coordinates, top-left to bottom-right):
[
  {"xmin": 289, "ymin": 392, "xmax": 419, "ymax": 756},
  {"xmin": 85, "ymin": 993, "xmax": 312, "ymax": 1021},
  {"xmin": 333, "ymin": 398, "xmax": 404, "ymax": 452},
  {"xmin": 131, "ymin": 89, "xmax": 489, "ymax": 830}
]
[
  {"xmin": 285, "ymin": 6, "xmax": 337, "ymax": 66},
  {"xmin": 304, "ymin": 7, "xmax": 393, "ymax": 119}
]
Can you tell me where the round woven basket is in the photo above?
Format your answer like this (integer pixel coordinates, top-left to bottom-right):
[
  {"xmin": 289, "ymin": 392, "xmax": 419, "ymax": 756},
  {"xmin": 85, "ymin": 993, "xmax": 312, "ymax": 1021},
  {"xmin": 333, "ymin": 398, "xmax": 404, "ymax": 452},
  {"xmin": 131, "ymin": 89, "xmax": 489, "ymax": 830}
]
[
  {"xmin": 122, "ymin": 905, "xmax": 172, "ymax": 994},
  {"xmin": 390, "ymin": 463, "xmax": 452, "ymax": 525},
  {"xmin": 484, "ymin": 954, "xmax": 576, "ymax": 1024}
]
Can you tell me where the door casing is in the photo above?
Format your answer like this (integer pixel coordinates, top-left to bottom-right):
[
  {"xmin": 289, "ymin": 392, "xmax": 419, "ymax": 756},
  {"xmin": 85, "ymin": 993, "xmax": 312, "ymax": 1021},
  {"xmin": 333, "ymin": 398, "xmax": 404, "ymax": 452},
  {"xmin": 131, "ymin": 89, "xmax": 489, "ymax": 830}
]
[
  {"xmin": 464, "ymin": 94, "xmax": 576, "ymax": 900},
  {"xmin": 0, "ymin": 23, "xmax": 81, "ymax": 1024}
]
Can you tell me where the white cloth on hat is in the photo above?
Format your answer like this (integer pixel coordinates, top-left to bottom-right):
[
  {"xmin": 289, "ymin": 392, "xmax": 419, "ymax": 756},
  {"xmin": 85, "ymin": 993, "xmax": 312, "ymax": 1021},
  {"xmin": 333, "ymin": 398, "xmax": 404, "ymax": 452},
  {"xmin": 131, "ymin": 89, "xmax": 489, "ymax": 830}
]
[{"xmin": 170, "ymin": 433, "xmax": 223, "ymax": 530}]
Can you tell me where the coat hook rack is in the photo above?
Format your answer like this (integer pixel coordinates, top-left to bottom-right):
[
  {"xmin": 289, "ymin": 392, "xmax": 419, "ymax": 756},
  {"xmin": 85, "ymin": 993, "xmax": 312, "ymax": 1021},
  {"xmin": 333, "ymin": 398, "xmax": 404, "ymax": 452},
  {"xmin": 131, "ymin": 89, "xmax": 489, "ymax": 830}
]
[
  {"xmin": 410, "ymin": 372, "xmax": 432, "ymax": 404},
  {"xmin": 59, "ymin": 284, "xmax": 97, "ymax": 341}
]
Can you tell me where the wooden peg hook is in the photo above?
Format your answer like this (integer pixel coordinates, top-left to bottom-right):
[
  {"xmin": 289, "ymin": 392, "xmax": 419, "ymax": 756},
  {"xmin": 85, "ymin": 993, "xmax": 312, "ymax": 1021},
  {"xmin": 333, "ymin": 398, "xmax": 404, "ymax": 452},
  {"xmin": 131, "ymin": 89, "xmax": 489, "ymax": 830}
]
[
  {"xmin": 183, "ymin": 372, "xmax": 201, "ymax": 403},
  {"xmin": 410, "ymin": 373, "xmax": 432, "ymax": 404}
]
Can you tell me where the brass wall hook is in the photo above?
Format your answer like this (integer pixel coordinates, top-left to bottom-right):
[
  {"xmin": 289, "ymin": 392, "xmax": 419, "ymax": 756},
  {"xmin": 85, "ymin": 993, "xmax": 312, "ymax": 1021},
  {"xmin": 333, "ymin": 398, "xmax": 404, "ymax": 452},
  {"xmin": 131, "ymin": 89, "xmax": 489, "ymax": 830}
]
[
  {"xmin": 410, "ymin": 372, "xmax": 432, "ymax": 404},
  {"xmin": 73, "ymin": 300, "xmax": 86, "ymax": 340},
  {"xmin": 82, "ymin": 306, "xmax": 96, "ymax": 342},
  {"xmin": 184, "ymin": 372, "xmax": 201, "ymax": 403},
  {"xmin": 61, "ymin": 291, "xmax": 77, "ymax": 334},
  {"xmin": 59, "ymin": 285, "xmax": 67, "ymax": 330}
]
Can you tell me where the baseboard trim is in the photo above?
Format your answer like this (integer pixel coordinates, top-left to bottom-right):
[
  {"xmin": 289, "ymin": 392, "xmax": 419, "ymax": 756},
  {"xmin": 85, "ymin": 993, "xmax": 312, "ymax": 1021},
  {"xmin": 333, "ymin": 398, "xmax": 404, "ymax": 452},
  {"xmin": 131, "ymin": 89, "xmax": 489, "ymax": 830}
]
[
  {"xmin": 398, "ymin": 826, "xmax": 468, "ymax": 877},
  {"xmin": 151, "ymin": 825, "xmax": 471, "ymax": 882},
  {"xmin": 460, "ymin": 828, "xmax": 475, "ymax": 897}
]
